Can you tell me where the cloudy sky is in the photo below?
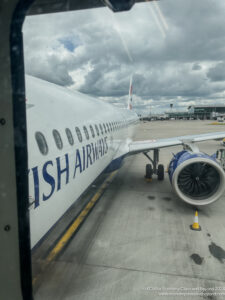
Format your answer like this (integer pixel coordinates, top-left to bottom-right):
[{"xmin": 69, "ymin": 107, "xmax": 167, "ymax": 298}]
[{"xmin": 23, "ymin": 0, "xmax": 225, "ymax": 114}]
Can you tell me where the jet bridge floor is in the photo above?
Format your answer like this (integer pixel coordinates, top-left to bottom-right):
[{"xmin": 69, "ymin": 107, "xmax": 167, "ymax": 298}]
[{"xmin": 33, "ymin": 121, "xmax": 225, "ymax": 300}]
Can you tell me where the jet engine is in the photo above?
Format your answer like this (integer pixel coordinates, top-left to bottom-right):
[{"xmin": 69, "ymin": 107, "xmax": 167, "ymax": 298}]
[{"xmin": 168, "ymin": 150, "xmax": 225, "ymax": 205}]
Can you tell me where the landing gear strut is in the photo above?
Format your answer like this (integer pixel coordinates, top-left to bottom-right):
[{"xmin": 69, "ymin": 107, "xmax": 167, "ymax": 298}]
[{"xmin": 144, "ymin": 149, "xmax": 164, "ymax": 180}]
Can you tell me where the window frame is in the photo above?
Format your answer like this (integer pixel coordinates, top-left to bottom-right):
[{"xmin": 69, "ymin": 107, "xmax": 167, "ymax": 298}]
[
  {"xmin": 89, "ymin": 125, "xmax": 95, "ymax": 138},
  {"xmin": 103, "ymin": 123, "xmax": 107, "ymax": 134},
  {"xmin": 95, "ymin": 124, "xmax": 100, "ymax": 136},
  {"xmin": 35, "ymin": 131, "xmax": 48, "ymax": 155},
  {"xmin": 75, "ymin": 126, "xmax": 83, "ymax": 143},
  {"xmin": 83, "ymin": 125, "xmax": 89, "ymax": 140},
  {"xmin": 99, "ymin": 124, "xmax": 104, "ymax": 135},
  {"xmin": 65, "ymin": 128, "xmax": 74, "ymax": 145},
  {"xmin": 53, "ymin": 129, "xmax": 63, "ymax": 150}
]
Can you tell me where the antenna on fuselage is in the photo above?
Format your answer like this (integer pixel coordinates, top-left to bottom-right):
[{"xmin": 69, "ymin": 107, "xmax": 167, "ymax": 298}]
[{"xmin": 127, "ymin": 75, "xmax": 133, "ymax": 110}]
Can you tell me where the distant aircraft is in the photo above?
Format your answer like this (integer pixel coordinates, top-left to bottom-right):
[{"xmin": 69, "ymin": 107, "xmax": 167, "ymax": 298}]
[{"xmin": 26, "ymin": 75, "xmax": 225, "ymax": 248}]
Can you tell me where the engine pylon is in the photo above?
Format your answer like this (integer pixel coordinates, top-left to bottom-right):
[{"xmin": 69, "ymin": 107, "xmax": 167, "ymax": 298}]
[{"xmin": 190, "ymin": 210, "xmax": 201, "ymax": 231}]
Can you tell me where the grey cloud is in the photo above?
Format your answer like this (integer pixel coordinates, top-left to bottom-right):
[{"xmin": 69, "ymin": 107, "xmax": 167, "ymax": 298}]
[
  {"xmin": 192, "ymin": 63, "xmax": 201, "ymax": 71},
  {"xmin": 207, "ymin": 62, "xmax": 225, "ymax": 82},
  {"xmin": 25, "ymin": 53, "xmax": 74, "ymax": 86}
]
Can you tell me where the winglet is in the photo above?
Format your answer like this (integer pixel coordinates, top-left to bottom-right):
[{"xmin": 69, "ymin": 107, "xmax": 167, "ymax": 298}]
[{"xmin": 127, "ymin": 75, "xmax": 133, "ymax": 110}]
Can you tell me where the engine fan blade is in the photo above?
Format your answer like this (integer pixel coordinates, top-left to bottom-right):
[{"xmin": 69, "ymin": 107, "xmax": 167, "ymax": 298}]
[{"xmin": 178, "ymin": 162, "xmax": 220, "ymax": 199}]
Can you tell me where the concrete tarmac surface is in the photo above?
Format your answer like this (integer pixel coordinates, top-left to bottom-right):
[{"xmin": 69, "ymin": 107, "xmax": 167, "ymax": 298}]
[{"xmin": 34, "ymin": 120, "xmax": 225, "ymax": 300}]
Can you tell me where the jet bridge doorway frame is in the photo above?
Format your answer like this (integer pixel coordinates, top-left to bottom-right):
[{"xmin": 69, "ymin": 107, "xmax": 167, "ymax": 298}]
[{"xmin": 0, "ymin": 1, "xmax": 35, "ymax": 299}]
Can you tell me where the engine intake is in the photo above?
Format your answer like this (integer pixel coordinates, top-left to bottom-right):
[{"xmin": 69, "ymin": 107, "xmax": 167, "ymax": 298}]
[{"xmin": 168, "ymin": 150, "xmax": 225, "ymax": 205}]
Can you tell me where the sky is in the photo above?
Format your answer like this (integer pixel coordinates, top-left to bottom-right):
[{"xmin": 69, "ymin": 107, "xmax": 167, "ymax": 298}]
[{"xmin": 23, "ymin": 0, "xmax": 225, "ymax": 115}]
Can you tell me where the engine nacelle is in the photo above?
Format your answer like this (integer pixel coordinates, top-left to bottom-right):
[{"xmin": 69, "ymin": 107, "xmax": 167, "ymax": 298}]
[{"xmin": 168, "ymin": 150, "xmax": 225, "ymax": 205}]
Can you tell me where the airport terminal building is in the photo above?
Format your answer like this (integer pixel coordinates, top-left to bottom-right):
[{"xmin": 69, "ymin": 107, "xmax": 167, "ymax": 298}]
[
  {"xmin": 188, "ymin": 105, "xmax": 225, "ymax": 119},
  {"xmin": 165, "ymin": 105, "xmax": 225, "ymax": 120}
]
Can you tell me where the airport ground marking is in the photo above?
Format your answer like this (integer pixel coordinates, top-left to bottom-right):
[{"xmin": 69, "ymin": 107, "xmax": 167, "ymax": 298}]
[
  {"xmin": 209, "ymin": 122, "xmax": 225, "ymax": 125},
  {"xmin": 32, "ymin": 170, "xmax": 117, "ymax": 287}
]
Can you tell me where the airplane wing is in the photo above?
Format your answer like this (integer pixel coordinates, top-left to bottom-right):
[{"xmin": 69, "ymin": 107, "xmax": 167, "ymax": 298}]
[{"xmin": 128, "ymin": 131, "xmax": 225, "ymax": 154}]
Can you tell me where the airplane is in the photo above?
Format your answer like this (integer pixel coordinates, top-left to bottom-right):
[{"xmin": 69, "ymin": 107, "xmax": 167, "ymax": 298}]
[{"xmin": 26, "ymin": 74, "xmax": 225, "ymax": 248}]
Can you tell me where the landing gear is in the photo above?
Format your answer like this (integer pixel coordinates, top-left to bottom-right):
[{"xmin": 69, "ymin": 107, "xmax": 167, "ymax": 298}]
[
  {"xmin": 157, "ymin": 164, "xmax": 164, "ymax": 180},
  {"xmin": 144, "ymin": 149, "xmax": 164, "ymax": 180},
  {"xmin": 146, "ymin": 164, "xmax": 153, "ymax": 179}
]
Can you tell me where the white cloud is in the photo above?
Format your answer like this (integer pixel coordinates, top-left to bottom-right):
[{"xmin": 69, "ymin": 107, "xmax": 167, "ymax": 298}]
[{"xmin": 23, "ymin": 0, "xmax": 225, "ymax": 113}]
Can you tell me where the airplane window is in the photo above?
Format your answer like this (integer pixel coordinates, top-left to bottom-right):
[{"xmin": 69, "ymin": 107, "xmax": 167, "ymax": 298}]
[
  {"xmin": 95, "ymin": 124, "xmax": 99, "ymax": 136},
  {"xmin": 90, "ymin": 125, "xmax": 95, "ymax": 138},
  {"xmin": 75, "ymin": 126, "xmax": 82, "ymax": 143},
  {"xmin": 83, "ymin": 126, "xmax": 89, "ymax": 140},
  {"xmin": 103, "ymin": 123, "xmax": 107, "ymax": 133},
  {"xmin": 35, "ymin": 131, "xmax": 48, "ymax": 155},
  {"xmin": 99, "ymin": 124, "xmax": 103, "ymax": 135},
  {"xmin": 65, "ymin": 128, "xmax": 74, "ymax": 145},
  {"xmin": 53, "ymin": 129, "xmax": 63, "ymax": 150}
]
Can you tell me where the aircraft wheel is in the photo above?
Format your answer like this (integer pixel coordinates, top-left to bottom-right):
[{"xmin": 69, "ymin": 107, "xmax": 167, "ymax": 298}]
[
  {"xmin": 157, "ymin": 164, "xmax": 164, "ymax": 180},
  {"xmin": 146, "ymin": 164, "xmax": 153, "ymax": 179}
]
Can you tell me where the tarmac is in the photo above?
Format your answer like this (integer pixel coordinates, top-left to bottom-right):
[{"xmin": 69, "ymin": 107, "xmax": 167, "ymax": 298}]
[{"xmin": 33, "ymin": 120, "xmax": 225, "ymax": 300}]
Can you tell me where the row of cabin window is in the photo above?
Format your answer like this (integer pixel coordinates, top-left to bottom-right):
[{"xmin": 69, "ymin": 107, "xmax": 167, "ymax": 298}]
[{"xmin": 35, "ymin": 120, "xmax": 134, "ymax": 155}]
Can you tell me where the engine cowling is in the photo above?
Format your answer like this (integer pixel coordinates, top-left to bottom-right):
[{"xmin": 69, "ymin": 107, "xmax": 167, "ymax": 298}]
[{"xmin": 168, "ymin": 150, "xmax": 225, "ymax": 205}]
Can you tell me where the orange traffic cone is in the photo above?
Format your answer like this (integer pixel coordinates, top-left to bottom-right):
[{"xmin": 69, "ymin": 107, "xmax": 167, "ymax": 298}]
[
  {"xmin": 190, "ymin": 210, "xmax": 201, "ymax": 231},
  {"xmin": 145, "ymin": 178, "xmax": 152, "ymax": 182}
]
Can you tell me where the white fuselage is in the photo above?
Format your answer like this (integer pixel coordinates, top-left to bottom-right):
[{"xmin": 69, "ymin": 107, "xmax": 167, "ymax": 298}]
[{"xmin": 26, "ymin": 75, "xmax": 139, "ymax": 248}]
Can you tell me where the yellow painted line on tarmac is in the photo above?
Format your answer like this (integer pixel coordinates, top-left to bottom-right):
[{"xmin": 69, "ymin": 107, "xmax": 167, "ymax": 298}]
[
  {"xmin": 209, "ymin": 122, "xmax": 225, "ymax": 125},
  {"xmin": 32, "ymin": 170, "xmax": 118, "ymax": 287}
]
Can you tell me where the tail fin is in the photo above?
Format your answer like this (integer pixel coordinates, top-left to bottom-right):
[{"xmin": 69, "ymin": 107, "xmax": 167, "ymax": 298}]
[{"xmin": 127, "ymin": 75, "xmax": 133, "ymax": 110}]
